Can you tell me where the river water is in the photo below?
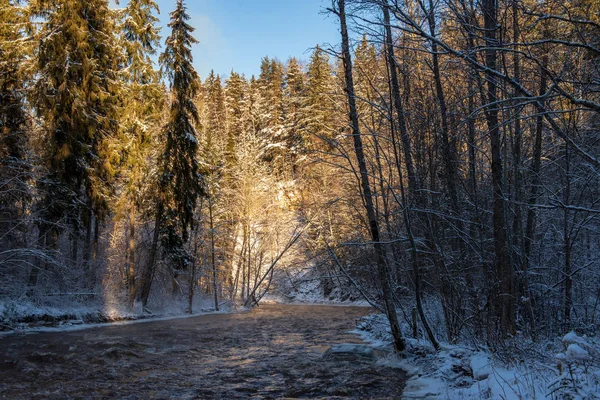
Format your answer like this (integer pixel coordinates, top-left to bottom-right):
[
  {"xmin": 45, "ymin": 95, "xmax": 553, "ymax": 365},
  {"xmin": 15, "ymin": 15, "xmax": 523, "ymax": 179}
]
[{"xmin": 0, "ymin": 304, "xmax": 405, "ymax": 399}]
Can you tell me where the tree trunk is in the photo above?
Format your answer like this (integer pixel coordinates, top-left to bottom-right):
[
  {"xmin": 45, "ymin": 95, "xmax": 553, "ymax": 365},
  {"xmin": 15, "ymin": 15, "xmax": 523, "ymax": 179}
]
[
  {"xmin": 382, "ymin": 3, "xmax": 416, "ymax": 198},
  {"xmin": 424, "ymin": 0, "xmax": 463, "ymax": 343},
  {"xmin": 138, "ymin": 201, "xmax": 162, "ymax": 309},
  {"xmin": 127, "ymin": 202, "xmax": 136, "ymax": 307},
  {"xmin": 209, "ymin": 196, "xmax": 219, "ymax": 311},
  {"xmin": 232, "ymin": 229, "xmax": 247, "ymax": 302},
  {"xmin": 563, "ymin": 142, "xmax": 572, "ymax": 331},
  {"xmin": 382, "ymin": 1, "xmax": 439, "ymax": 350},
  {"xmin": 482, "ymin": 0, "xmax": 515, "ymax": 336},
  {"xmin": 188, "ymin": 225, "xmax": 200, "ymax": 314},
  {"xmin": 522, "ymin": 54, "xmax": 548, "ymax": 337},
  {"xmin": 337, "ymin": 0, "xmax": 405, "ymax": 352},
  {"xmin": 425, "ymin": 0, "xmax": 459, "ymax": 216}
]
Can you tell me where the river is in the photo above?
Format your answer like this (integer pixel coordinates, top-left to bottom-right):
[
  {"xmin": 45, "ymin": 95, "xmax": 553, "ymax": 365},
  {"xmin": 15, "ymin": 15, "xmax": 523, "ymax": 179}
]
[{"xmin": 0, "ymin": 304, "xmax": 405, "ymax": 399}]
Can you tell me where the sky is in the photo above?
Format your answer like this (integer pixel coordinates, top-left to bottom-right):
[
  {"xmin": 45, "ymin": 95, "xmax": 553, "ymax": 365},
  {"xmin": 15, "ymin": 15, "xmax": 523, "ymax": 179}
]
[{"xmin": 152, "ymin": 0, "xmax": 340, "ymax": 79}]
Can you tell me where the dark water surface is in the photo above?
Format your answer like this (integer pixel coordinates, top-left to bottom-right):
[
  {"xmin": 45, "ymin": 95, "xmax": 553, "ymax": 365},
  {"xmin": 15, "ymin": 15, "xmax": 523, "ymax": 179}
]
[{"xmin": 0, "ymin": 304, "xmax": 405, "ymax": 399}]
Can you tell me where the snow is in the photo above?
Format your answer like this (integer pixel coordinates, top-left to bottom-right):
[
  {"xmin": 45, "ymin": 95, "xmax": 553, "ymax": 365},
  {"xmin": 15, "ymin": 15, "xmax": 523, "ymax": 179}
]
[
  {"xmin": 563, "ymin": 331, "xmax": 588, "ymax": 346},
  {"xmin": 470, "ymin": 352, "xmax": 493, "ymax": 380},
  {"xmin": 324, "ymin": 343, "xmax": 376, "ymax": 360},
  {"xmin": 0, "ymin": 296, "xmax": 238, "ymax": 336},
  {"xmin": 264, "ymin": 268, "xmax": 369, "ymax": 306},
  {"xmin": 353, "ymin": 313, "xmax": 600, "ymax": 399},
  {"xmin": 566, "ymin": 344, "xmax": 590, "ymax": 361},
  {"xmin": 0, "ymin": 307, "xmax": 239, "ymax": 337},
  {"xmin": 402, "ymin": 377, "xmax": 444, "ymax": 399}
]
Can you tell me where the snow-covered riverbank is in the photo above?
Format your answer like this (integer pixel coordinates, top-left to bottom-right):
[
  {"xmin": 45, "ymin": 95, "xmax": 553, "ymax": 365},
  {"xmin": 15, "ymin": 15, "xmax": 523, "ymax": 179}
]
[
  {"xmin": 0, "ymin": 297, "xmax": 237, "ymax": 335},
  {"xmin": 353, "ymin": 313, "xmax": 600, "ymax": 399}
]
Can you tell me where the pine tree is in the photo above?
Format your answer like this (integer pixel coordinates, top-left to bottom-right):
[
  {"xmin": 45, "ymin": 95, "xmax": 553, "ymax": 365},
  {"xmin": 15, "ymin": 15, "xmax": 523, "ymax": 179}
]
[
  {"xmin": 139, "ymin": 0, "xmax": 202, "ymax": 307},
  {"xmin": 30, "ymin": 0, "xmax": 120, "ymax": 286},
  {"xmin": 224, "ymin": 70, "xmax": 248, "ymax": 167},
  {"xmin": 282, "ymin": 57, "xmax": 305, "ymax": 175},
  {"xmin": 116, "ymin": 0, "xmax": 164, "ymax": 304},
  {"xmin": 158, "ymin": 0, "xmax": 202, "ymax": 257},
  {"xmin": 353, "ymin": 36, "xmax": 380, "ymax": 117},
  {"xmin": 302, "ymin": 45, "xmax": 335, "ymax": 150},
  {"xmin": 0, "ymin": 0, "xmax": 31, "ymax": 247},
  {"xmin": 204, "ymin": 70, "xmax": 227, "ymax": 165},
  {"xmin": 257, "ymin": 57, "xmax": 285, "ymax": 131}
]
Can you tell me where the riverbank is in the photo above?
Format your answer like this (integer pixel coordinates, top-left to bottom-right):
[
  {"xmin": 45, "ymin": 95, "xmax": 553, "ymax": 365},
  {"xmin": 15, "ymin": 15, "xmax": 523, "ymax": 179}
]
[
  {"xmin": 0, "ymin": 295, "xmax": 370, "ymax": 335},
  {"xmin": 354, "ymin": 313, "xmax": 600, "ymax": 399},
  {"xmin": 0, "ymin": 296, "xmax": 235, "ymax": 334}
]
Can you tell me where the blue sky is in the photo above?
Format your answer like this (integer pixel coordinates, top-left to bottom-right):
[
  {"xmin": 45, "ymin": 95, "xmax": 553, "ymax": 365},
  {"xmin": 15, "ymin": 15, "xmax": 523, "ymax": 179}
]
[{"xmin": 153, "ymin": 0, "xmax": 340, "ymax": 79}]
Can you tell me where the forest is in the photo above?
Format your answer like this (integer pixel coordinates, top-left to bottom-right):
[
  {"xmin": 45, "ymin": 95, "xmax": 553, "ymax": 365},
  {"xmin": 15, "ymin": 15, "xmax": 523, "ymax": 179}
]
[{"xmin": 1, "ymin": 0, "xmax": 600, "ymax": 369}]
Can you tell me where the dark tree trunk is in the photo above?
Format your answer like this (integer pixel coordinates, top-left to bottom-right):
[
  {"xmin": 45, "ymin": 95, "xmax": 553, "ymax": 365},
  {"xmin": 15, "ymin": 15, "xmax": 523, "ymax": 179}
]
[
  {"xmin": 382, "ymin": 1, "xmax": 439, "ymax": 350},
  {"xmin": 424, "ymin": 0, "xmax": 464, "ymax": 343},
  {"xmin": 482, "ymin": 0, "xmax": 515, "ymax": 336},
  {"xmin": 522, "ymin": 54, "xmax": 548, "ymax": 336},
  {"xmin": 382, "ymin": 3, "xmax": 416, "ymax": 198},
  {"xmin": 209, "ymin": 196, "xmax": 219, "ymax": 311},
  {"xmin": 138, "ymin": 201, "xmax": 162, "ymax": 309},
  {"xmin": 128, "ymin": 202, "xmax": 136, "ymax": 307},
  {"xmin": 337, "ymin": 0, "xmax": 405, "ymax": 352},
  {"xmin": 563, "ymin": 143, "xmax": 572, "ymax": 330}
]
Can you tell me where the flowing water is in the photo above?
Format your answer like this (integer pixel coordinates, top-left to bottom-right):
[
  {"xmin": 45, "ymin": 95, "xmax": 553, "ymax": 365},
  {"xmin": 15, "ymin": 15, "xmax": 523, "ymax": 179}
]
[{"xmin": 0, "ymin": 304, "xmax": 405, "ymax": 399}]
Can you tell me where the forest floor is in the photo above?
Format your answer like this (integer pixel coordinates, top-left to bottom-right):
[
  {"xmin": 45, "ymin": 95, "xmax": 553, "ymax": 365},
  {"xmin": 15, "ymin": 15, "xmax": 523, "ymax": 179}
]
[
  {"xmin": 354, "ymin": 313, "xmax": 600, "ymax": 399},
  {"xmin": 0, "ymin": 304, "xmax": 406, "ymax": 399}
]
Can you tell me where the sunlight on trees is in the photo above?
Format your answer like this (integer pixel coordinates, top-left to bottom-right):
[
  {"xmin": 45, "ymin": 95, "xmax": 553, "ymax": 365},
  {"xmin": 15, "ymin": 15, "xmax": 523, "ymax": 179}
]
[{"xmin": 0, "ymin": 0, "xmax": 599, "ymax": 360}]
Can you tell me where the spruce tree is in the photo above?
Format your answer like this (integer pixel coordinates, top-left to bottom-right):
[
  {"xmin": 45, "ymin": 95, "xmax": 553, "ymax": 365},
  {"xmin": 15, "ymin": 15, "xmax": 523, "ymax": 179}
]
[
  {"xmin": 224, "ymin": 71, "xmax": 248, "ymax": 168},
  {"xmin": 257, "ymin": 57, "xmax": 284, "ymax": 131},
  {"xmin": 302, "ymin": 45, "xmax": 335, "ymax": 150},
  {"xmin": 204, "ymin": 70, "xmax": 226, "ymax": 165},
  {"xmin": 0, "ymin": 0, "xmax": 31, "ymax": 247},
  {"xmin": 117, "ymin": 0, "xmax": 163, "ymax": 303},
  {"xmin": 30, "ymin": 0, "xmax": 120, "ymax": 285},
  {"xmin": 158, "ymin": 0, "xmax": 202, "ymax": 257},
  {"xmin": 282, "ymin": 57, "xmax": 306, "ymax": 174},
  {"xmin": 255, "ymin": 57, "xmax": 285, "ymax": 168}
]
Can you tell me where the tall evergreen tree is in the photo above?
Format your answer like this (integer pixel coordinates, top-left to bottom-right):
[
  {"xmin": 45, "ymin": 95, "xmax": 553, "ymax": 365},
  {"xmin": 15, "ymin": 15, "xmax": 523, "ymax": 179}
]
[
  {"xmin": 117, "ymin": 0, "xmax": 163, "ymax": 304},
  {"xmin": 282, "ymin": 57, "xmax": 306, "ymax": 174},
  {"xmin": 0, "ymin": 1, "xmax": 31, "ymax": 247},
  {"xmin": 257, "ymin": 57, "xmax": 285, "ymax": 132},
  {"xmin": 302, "ymin": 45, "xmax": 335, "ymax": 150},
  {"xmin": 158, "ymin": 0, "xmax": 202, "ymax": 257},
  {"xmin": 139, "ymin": 0, "xmax": 202, "ymax": 306},
  {"xmin": 30, "ymin": 0, "xmax": 120, "ymax": 285},
  {"xmin": 224, "ymin": 71, "xmax": 248, "ymax": 167},
  {"xmin": 204, "ymin": 70, "xmax": 226, "ymax": 165}
]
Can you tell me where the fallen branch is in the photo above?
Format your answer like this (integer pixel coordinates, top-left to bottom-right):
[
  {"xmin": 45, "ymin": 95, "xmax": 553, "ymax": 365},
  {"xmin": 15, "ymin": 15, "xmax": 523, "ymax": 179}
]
[{"xmin": 244, "ymin": 223, "xmax": 309, "ymax": 308}]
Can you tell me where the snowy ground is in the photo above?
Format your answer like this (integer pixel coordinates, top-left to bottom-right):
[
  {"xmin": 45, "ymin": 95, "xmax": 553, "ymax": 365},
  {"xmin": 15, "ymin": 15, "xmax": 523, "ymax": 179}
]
[
  {"xmin": 0, "ymin": 296, "xmax": 237, "ymax": 335},
  {"xmin": 353, "ymin": 313, "xmax": 600, "ymax": 399},
  {"xmin": 0, "ymin": 272, "xmax": 362, "ymax": 334},
  {"xmin": 264, "ymin": 271, "xmax": 369, "ymax": 306}
]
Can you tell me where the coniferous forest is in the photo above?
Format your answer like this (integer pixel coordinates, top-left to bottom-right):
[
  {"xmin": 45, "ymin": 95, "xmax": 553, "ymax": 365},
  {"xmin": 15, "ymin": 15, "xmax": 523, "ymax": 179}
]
[{"xmin": 1, "ymin": 0, "xmax": 600, "ymax": 375}]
